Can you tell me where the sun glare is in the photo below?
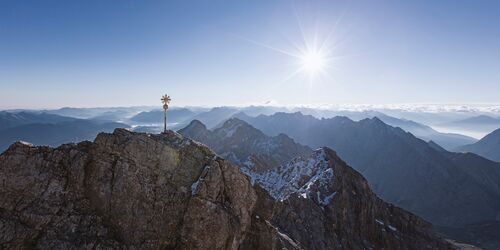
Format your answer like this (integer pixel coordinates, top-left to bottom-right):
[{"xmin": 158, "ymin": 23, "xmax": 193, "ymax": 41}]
[
  {"xmin": 300, "ymin": 49, "xmax": 327, "ymax": 75},
  {"xmin": 241, "ymin": 14, "xmax": 343, "ymax": 82}
]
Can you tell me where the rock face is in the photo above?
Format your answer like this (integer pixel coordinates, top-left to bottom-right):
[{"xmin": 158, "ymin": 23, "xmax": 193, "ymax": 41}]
[
  {"xmin": 0, "ymin": 129, "xmax": 453, "ymax": 249},
  {"xmin": 247, "ymin": 147, "xmax": 454, "ymax": 249}
]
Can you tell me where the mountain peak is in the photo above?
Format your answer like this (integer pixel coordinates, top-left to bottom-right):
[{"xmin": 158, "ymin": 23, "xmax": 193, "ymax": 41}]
[
  {"xmin": 221, "ymin": 117, "xmax": 246, "ymax": 128},
  {"xmin": 180, "ymin": 118, "xmax": 312, "ymax": 174},
  {"xmin": 368, "ymin": 116, "xmax": 385, "ymax": 124},
  {"xmin": 1, "ymin": 128, "xmax": 278, "ymax": 249},
  {"xmin": 459, "ymin": 115, "xmax": 500, "ymax": 124},
  {"xmin": 214, "ymin": 117, "xmax": 263, "ymax": 139},
  {"xmin": 96, "ymin": 128, "xmax": 192, "ymax": 151},
  {"xmin": 8, "ymin": 140, "xmax": 35, "ymax": 150},
  {"xmin": 358, "ymin": 116, "xmax": 389, "ymax": 129},
  {"xmin": 185, "ymin": 119, "xmax": 207, "ymax": 131}
]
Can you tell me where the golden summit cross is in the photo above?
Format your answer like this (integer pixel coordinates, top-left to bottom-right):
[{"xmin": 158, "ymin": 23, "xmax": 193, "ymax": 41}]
[{"xmin": 161, "ymin": 94, "xmax": 171, "ymax": 133}]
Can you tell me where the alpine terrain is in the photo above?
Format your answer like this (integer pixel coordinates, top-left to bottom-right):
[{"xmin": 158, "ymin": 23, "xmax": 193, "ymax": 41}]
[
  {"xmin": 0, "ymin": 128, "xmax": 455, "ymax": 249},
  {"xmin": 234, "ymin": 112, "xmax": 500, "ymax": 230}
]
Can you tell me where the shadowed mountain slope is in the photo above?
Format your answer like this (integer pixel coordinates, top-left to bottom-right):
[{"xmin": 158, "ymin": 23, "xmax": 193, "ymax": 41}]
[{"xmin": 0, "ymin": 111, "xmax": 77, "ymax": 130}]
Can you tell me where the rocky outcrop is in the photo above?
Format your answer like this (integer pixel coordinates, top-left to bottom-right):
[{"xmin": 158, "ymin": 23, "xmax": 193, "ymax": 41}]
[
  {"xmin": 0, "ymin": 129, "xmax": 454, "ymax": 249},
  {"xmin": 249, "ymin": 148, "xmax": 454, "ymax": 249}
]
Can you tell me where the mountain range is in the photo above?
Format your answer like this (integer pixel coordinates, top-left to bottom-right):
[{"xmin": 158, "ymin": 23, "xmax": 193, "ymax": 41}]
[
  {"xmin": 0, "ymin": 111, "xmax": 128, "ymax": 152},
  {"xmin": 372, "ymin": 113, "xmax": 477, "ymax": 150},
  {"xmin": 443, "ymin": 115, "xmax": 500, "ymax": 137},
  {"xmin": 452, "ymin": 115, "xmax": 500, "ymax": 126},
  {"xmin": 1, "ymin": 107, "xmax": 497, "ymax": 248},
  {"xmin": 179, "ymin": 118, "xmax": 312, "ymax": 173},
  {"xmin": 180, "ymin": 115, "xmax": 500, "ymax": 248},
  {"xmin": 0, "ymin": 128, "xmax": 455, "ymax": 249},
  {"xmin": 229, "ymin": 112, "xmax": 500, "ymax": 229},
  {"xmin": 4, "ymin": 107, "xmax": 486, "ymax": 150},
  {"xmin": 130, "ymin": 108, "xmax": 198, "ymax": 125},
  {"xmin": 0, "ymin": 111, "xmax": 77, "ymax": 130},
  {"xmin": 43, "ymin": 106, "xmax": 152, "ymax": 120}
]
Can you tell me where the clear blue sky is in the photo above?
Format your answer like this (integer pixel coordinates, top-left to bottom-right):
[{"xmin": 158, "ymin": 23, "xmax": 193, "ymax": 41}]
[{"xmin": 1, "ymin": 0, "xmax": 499, "ymax": 108}]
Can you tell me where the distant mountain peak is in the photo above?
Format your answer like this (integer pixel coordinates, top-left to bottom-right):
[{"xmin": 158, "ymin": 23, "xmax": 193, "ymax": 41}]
[
  {"xmin": 358, "ymin": 116, "xmax": 389, "ymax": 129},
  {"xmin": 458, "ymin": 115, "xmax": 500, "ymax": 124},
  {"xmin": 221, "ymin": 117, "xmax": 246, "ymax": 128},
  {"xmin": 232, "ymin": 111, "xmax": 252, "ymax": 119},
  {"xmin": 185, "ymin": 119, "xmax": 207, "ymax": 131},
  {"xmin": 215, "ymin": 117, "xmax": 260, "ymax": 138},
  {"xmin": 366, "ymin": 116, "xmax": 384, "ymax": 124},
  {"xmin": 179, "ymin": 117, "xmax": 313, "ymax": 176}
]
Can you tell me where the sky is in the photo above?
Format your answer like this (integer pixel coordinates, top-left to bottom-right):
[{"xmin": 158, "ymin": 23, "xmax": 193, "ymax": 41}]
[{"xmin": 1, "ymin": 0, "xmax": 499, "ymax": 109}]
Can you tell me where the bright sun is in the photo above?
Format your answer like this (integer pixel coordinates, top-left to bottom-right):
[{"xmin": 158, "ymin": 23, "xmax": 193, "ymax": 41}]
[
  {"xmin": 242, "ymin": 24, "xmax": 338, "ymax": 81},
  {"xmin": 300, "ymin": 49, "xmax": 327, "ymax": 75}
]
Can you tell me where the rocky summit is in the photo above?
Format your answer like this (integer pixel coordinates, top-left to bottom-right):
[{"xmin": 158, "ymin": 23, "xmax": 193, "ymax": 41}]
[{"xmin": 0, "ymin": 128, "xmax": 455, "ymax": 249}]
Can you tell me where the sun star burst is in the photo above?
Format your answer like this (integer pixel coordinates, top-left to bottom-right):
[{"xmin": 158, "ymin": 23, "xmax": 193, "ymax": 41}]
[{"xmin": 300, "ymin": 48, "xmax": 328, "ymax": 76}]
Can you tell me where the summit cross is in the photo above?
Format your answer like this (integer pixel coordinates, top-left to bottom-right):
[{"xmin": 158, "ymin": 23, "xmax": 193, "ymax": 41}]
[{"xmin": 161, "ymin": 94, "xmax": 171, "ymax": 133}]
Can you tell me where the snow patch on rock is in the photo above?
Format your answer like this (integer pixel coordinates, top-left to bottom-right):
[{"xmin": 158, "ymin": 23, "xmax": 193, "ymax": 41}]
[
  {"xmin": 375, "ymin": 219, "xmax": 384, "ymax": 226},
  {"xmin": 242, "ymin": 148, "xmax": 336, "ymax": 206}
]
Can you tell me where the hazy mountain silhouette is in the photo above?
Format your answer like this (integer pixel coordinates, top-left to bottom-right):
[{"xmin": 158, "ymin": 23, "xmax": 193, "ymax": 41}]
[
  {"xmin": 0, "ymin": 119, "xmax": 128, "ymax": 152},
  {"xmin": 231, "ymin": 111, "xmax": 476, "ymax": 150},
  {"xmin": 0, "ymin": 111, "xmax": 77, "ymax": 130},
  {"xmin": 130, "ymin": 108, "xmax": 198, "ymax": 124},
  {"xmin": 44, "ymin": 107, "xmax": 152, "ymax": 119},
  {"xmin": 456, "ymin": 115, "xmax": 500, "ymax": 125},
  {"xmin": 457, "ymin": 128, "xmax": 500, "ymax": 162},
  {"xmin": 88, "ymin": 110, "xmax": 135, "ymax": 122},
  {"xmin": 445, "ymin": 115, "xmax": 500, "ymax": 136},
  {"xmin": 374, "ymin": 113, "xmax": 477, "ymax": 149},
  {"xmin": 189, "ymin": 107, "xmax": 242, "ymax": 128}
]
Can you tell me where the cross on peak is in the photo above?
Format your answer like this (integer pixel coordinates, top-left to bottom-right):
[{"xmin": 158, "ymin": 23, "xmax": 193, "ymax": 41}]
[
  {"xmin": 161, "ymin": 94, "xmax": 171, "ymax": 134},
  {"xmin": 161, "ymin": 94, "xmax": 171, "ymax": 105}
]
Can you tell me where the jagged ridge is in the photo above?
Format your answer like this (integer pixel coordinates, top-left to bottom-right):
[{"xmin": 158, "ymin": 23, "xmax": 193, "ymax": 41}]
[{"xmin": 0, "ymin": 129, "xmax": 454, "ymax": 249}]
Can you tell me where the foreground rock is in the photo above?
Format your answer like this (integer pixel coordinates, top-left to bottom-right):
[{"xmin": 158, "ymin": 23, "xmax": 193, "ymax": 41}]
[{"xmin": 0, "ymin": 129, "xmax": 454, "ymax": 249}]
